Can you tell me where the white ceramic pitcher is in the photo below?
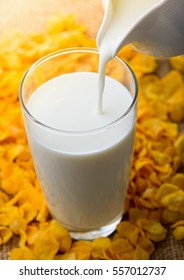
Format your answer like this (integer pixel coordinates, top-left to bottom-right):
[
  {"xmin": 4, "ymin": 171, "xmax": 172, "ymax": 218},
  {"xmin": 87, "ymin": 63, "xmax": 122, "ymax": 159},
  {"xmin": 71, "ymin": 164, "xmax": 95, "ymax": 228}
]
[{"xmin": 97, "ymin": 0, "xmax": 184, "ymax": 57}]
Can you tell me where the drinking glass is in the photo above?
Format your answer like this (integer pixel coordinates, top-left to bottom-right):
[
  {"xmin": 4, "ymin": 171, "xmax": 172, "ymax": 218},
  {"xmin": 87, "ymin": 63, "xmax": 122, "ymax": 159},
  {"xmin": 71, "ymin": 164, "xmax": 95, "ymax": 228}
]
[{"xmin": 19, "ymin": 48, "xmax": 138, "ymax": 240}]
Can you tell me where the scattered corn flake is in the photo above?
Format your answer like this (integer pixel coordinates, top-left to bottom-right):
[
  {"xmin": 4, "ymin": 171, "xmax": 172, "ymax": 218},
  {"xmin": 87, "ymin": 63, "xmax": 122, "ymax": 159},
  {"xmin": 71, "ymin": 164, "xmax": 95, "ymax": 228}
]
[
  {"xmin": 26, "ymin": 224, "xmax": 38, "ymax": 245},
  {"xmin": 129, "ymin": 53, "xmax": 158, "ymax": 74},
  {"xmin": 148, "ymin": 210, "xmax": 161, "ymax": 222},
  {"xmin": 102, "ymin": 246, "xmax": 115, "ymax": 260},
  {"xmin": 161, "ymin": 191, "xmax": 184, "ymax": 214},
  {"xmin": 133, "ymin": 244, "xmax": 150, "ymax": 260},
  {"xmin": 170, "ymin": 56, "xmax": 184, "ymax": 73},
  {"xmin": 171, "ymin": 220, "xmax": 184, "ymax": 228},
  {"xmin": 49, "ymin": 219, "xmax": 72, "ymax": 253},
  {"xmin": 171, "ymin": 173, "xmax": 184, "ymax": 191},
  {"xmin": 91, "ymin": 237, "xmax": 111, "ymax": 259},
  {"xmin": 168, "ymin": 91, "xmax": 184, "ymax": 122},
  {"xmin": 155, "ymin": 183, "xmax": 179, "ymax": 203},
  {"xmin": 19, "ymin": 203, "xmax": 37, "ymax": 224},
  {"xmin": 129, "ymin": 208, "xmax": 148, "ymax": 224},
  {"xmin": 117, "ymin": 45, "xmax": 137, "ymax": 60},
  {"xmin": 18, "ymin": 181, "xmax": 45, "ymax": 211},
  {"xmin": 67, "ymin": 240, "xmax": 92, "ymax": 260},
  {"xmin": 172, "ymin": 226, "xmax": 184, "ymax": 241},
  {"xmin": 110, "ymin": 238, "xmax": 134, "ymax": 260},
  {"xmin": 151, "ymin": 150, "xmax": 172, "ymax": 165},
  {"xmin": 9, "ymin": 247, "xmax": 36, "ymax": 260},
  {"xmin": 162, "ymin": 70, "xmax": 184, "ymax": 95},
  {"xmin": 137, "ymin": 236, "xmax": 155, "ymax": 255},
  {"xmin": 0, "ymin": 226, "xmax": 13, "ymax": 245},
  {"xmin": 36, "ymin": 202, "xmax": 49, "ymax": 222},
  {"xmin": 117, "ymin": 221, "xmax": 140, "ymax": 245},
  {"xmin": 149, "ymin": 171, "xmax": 161, "ymax": 186},
  {"xmin": 137, "ymin": 219, "xmax": 167, "ymax": 242},
  {"xmin": 31, "ymin": 228, "xmax": 59, "ymax": 260},
  {"xmin": 174, "ymin": 134, "xmax": 184, "ymax": 163},
  {"xmin": 135, "ymin": 196, "xmax": 157, "ymax": 210},
  {"xmin": 5, "ymin": 190, "xmax": 24, "ymax": 207},
  {"xmin": 9, "ymin": 214, "xmax": 27, "ymax": 235},
  {"xmin": 0, "ymin": 191, "xmax": 9, "ymax": 205},
  {"xmin": 170, "ymin": 156, "xmax": 181, "ymax": 177},
  {"xmin": 139, "ymin": 75, "xmax": 163, "ymax": 100},
  {"xmin": 1, "ymin": 162, "xmax": 28, "ymax": 195},
  {"xmin": 0, "ymin": 205, "xmax": 20, "ymax": 227},
  {"xmin": 135, "ymin": 176, "xmax": 149, "ymax": 193},
  {"xmin": 134, "ymin": 157, "xmax": 153, "ymax": 172},
  {"xmin": 161, "ymin": 209, "xmax": 184, "ymax": 224},
  {"xmin": 19, "ymin": 229, "xmax": 27, "ymax": 248},
  {"xmin": 6, "ymin": 144, "xmax": 25, "ymax": 161}
]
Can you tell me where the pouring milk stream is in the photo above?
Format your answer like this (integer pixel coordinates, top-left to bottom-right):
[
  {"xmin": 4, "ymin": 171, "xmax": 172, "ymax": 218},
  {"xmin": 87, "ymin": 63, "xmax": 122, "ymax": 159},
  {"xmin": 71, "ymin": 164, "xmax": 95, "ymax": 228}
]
[{"xmin": 97, "ymin": 0, "xmax": 184, "ymax": 113}]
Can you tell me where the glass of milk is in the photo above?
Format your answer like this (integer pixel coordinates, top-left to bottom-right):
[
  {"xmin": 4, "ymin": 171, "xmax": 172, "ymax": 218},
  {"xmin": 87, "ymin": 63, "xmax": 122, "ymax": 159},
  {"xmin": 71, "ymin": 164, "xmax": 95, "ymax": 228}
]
[{"xmin": 19, "ymin": 48, "xmax": 138, "ymax": 240}]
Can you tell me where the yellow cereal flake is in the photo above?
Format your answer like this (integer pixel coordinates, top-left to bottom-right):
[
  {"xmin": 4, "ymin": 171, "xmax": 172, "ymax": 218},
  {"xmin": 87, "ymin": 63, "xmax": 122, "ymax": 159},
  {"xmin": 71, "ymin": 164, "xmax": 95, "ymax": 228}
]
[
  {"xmin": 174, "ymin": 134, "xmax": 184, "ymax": 163},
  {"xmin": 26, "ymin": 225, "xmax": 38, "ymax": 245},
  {"xmin": 31, "ymin": 228, "xmax": 60, "ymax": 260},
  {"xmin": 110, "ymin": 238, "xmax": 134, "ymax": 260},
  {"xmin": 151, "ymin": 150, "xmax": 172, "ymax": 165},
  {"xmin": 161, "ymin": 191, "xmax": 184, "ymax": 214},
  {"xmin": 171, "ymin": 173, "xmax": 184, "ymax": 190},
  {"xmin": 139, "ymin": 75, "xmax": 163, "ymax": 100},
  {"xmin": 91, "ymin": 237, "xmax": 111, "ymax": 259},
  {"xmin": 19, "ymin": 229, "xmax": 27, "ymax": 248},
  {"xmin": 19, "ymin": 203, "xmax": 37, "ymax": 224},
  {"xmin": 170, "ymin": 56, "xmax": 184, "ymax": 73},
  {"xmin": 9, "ymin": 247, "xmax": 36, "ymax": 260},
  {"xmin": 117, "ymin": 221, "xmax": 140, "ymax": 245},
  {"xmin": 172, "ymin": 226, "xmax": 184, "ymax": 241},
  {"xmin": 137, "ymin": 219, "xmax": 167, "ymax": 242},
  {"xmin": 161, "ymin": 209, "xmax": 184, "ymax": 224},
  {"xmin": 117, "ymin": 45, "xmax": 137, "ymax": 60},
  {"xmin": 129, "ymin": 208, "xmax": 148, "ymax": 224},
  {"xmin": 0, "ymin": 191, "xmax": 9, "ymax": 205},
  {"xmin": 171, "ymin": 220, "xmax": 184, "ymax": 229},
  {"xmin": 0, "ymin": 226, "xmax": 13, "ymax": 245},
  {"xmin": 49, "ymin": 219, "xmax": 72, "ymax": 253},
  {"xmin": 133, "ymin": 244, "xmax": 150, "ymax": 260},
  {"xmin": 168, "ymin": 91, "xmax": 184, "ymax": 122},
  {"xmin": 137, "ymin": 236, "xmax": 155, "ymax": 255},
  {"xmin": 162, "ymin": 70, "xmax": 184, "ymax": 95},
  {"xmin": 155, "ymin": 183, "xmax": 179, "ymax": 203},
  {"xmin": 36, "ymin": 202, "xmax": 49, "ymax": 222},
  {"xmin": 129, "ymin": 53, "xmax": 158, "ymax": 74},
  {"xmin": 65, "ymin": 240, "xmax": 92, "ymax": 260}
]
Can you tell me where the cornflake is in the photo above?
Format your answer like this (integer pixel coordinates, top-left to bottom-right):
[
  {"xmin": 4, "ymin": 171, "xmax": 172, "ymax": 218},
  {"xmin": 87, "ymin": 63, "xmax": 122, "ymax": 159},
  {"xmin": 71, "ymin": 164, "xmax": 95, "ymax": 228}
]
[{"xmin": 0, "ymin": 13, "xmax": 184, "ymax": 260}]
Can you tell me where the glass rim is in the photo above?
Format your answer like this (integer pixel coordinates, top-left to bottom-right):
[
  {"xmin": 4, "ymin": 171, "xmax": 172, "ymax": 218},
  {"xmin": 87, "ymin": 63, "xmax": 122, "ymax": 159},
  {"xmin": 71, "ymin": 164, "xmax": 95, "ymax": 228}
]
[{"xmin": 19, "ymin": 47, "xmax": 138, "ymax": 136}]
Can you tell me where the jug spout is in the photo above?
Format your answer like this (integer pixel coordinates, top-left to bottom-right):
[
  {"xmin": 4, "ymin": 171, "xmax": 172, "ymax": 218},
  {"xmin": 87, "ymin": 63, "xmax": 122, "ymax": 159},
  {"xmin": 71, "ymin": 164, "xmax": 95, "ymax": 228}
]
[{"xmin": 97, "ymin": 0, "xmax": 184, "ymax": 57}]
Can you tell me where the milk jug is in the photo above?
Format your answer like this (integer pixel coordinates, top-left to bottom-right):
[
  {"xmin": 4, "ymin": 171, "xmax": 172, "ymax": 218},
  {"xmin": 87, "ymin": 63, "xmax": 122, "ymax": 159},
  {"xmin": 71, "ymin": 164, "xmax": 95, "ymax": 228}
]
[{"xmin": 97, "ymin": 0, "xmax": 184, "ymax": 57}]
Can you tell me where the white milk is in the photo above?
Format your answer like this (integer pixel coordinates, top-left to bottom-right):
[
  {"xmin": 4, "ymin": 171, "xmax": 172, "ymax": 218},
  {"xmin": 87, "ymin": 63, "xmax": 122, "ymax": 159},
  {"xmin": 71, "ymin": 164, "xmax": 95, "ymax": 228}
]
[
  {"xmin": 97, "ymin": 0, "xmax": 160, "ymax": 111},
  {"xmin": 97, "ymin": 0, "xmax": 161, "ymax": 57},
  {"xmin": 25, "ymin": 72, "xmax": 135, "ymax": 230}
]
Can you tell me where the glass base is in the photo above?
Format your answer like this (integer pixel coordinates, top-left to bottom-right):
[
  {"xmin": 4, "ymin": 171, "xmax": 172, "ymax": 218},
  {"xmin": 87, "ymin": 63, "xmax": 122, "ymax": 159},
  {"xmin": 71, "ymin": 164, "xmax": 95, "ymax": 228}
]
[{"xmin": 68, "ymin": 215, "xmax": 122, "ymax": 240}]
